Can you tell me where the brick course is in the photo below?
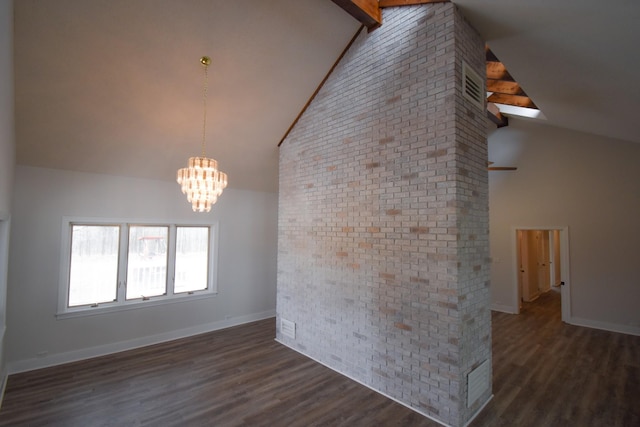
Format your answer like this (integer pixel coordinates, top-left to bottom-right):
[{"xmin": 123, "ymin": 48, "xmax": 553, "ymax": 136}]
[{"xmin": 277, "ymin": 4, "xmax": 490, "ymax": 426}]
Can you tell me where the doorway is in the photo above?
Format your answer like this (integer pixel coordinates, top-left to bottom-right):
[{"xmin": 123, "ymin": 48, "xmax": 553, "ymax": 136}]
[{"xmin": 513, "ymin": 226, "xmax": 571, "ymax": 322}]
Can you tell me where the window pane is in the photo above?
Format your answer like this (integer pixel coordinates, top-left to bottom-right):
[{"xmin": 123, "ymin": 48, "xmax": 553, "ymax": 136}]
[
  {"xmin": 175, "ymin": 226, "xmax": 209, "ymax": 294},
  {"xmin": 126, "ymin": 226, "xmax": 168, "ymax": 300},
  {"xmin": 69, "ymin": 225, "xmax": 119, "ymax": 307}
]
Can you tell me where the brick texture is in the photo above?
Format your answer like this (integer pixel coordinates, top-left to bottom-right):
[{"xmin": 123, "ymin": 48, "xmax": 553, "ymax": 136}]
[{"xmin": 277, "ymin": 4, "xmax": 490, "ymax": 426}]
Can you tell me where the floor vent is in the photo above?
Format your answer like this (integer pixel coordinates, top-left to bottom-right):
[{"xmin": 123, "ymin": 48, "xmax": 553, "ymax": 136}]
[
  {"xmin": 467, "ymin": 359, "xmax": 490, "ymax": 408},
  {"xmin": 281, "ymin": 318, "xmax": 296, "ymax": 339},
  {"xmin": 463, "ymin": 61, "xmax": 484, "ymax": 110}
]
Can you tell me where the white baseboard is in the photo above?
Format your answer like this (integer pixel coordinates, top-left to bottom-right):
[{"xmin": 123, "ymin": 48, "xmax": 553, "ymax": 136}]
[
  {"xmin": 0, "ymin": 371, "xmax": 7, "ymax": 409},
  {"xmin": 568, "ymin": 316, "xmax": 640, "ymax": 337},
  {"xmin": 490, "ymin": 303, "xmax": 517, "ymax": 314},
  {"xmin": 463, "ymin": 393, "xmax": 494, "ymax": 427},
  {"xmin": 275, "ymin": 338, "xmax": 465, "ymax": 427},
  {"xmin": 8, "ymin": 310, "xmax": 276, "ymax": 374}
]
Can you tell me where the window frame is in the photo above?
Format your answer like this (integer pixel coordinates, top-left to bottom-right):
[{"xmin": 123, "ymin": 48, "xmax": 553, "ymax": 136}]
[
  {"xmin": 57, "ymin": 217, "xmax": 219, "ymax": 319},
  {"xmin": 125, "ymin": 224, "xmax": 170, "ymax": 301}
]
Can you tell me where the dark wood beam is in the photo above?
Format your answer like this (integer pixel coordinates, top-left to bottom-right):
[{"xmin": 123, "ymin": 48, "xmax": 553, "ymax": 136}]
[
  {"xmin": 333, "ymin": 0, "xmax": 450, "ymax": 29},
  {"xmin": 332, "ymin": 0, "xmax": 381, "ymax": 30},
  {"xmin": 487, "ymin": 102, "xmax": 509, "ymax": 128},
  {"xmin": 379, "ymin": 0, "xmax": 449, "ymax": 7},
  {"xmin": 488, "ymin": 166, "xmax": 517, "ymax": 171}
]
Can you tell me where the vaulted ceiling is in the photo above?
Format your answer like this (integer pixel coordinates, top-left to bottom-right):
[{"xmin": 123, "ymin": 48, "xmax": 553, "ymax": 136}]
[
  {"xmin": 13, "ymin": 0, "xmax": 640, "ymax": 193},
  {"xmin": 456, "ymin": 0, "xmax": 640, "ymax": 145}
]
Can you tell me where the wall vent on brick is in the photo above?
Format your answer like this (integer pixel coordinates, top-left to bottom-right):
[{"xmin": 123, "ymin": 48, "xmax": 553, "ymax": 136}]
[
  {"xmin": 463, "ymin": 61, "xmax": 484, "ymax": 109},
  {"xmin": 467, "ymin": 359, "xmax": 491, "ymax": 408},
  {"xmin": 281, "ymin": 318, "xmax": 296, "ymax": 339}
]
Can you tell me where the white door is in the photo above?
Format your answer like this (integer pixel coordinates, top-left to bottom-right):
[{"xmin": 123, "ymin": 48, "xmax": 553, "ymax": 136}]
[{"xmin": 538, "ymin": 231, "xmax": 551, "ymax": 293}]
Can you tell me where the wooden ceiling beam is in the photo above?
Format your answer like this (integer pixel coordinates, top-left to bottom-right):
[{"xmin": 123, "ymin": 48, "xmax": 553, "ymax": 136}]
[
  {"xmin": 486, "ymin": 46, "xmax": 540, "ymax": 114},
  {"xmin": 333, "ymin": 0, "xmax": 450, "ymax": 29},
  {"xmin": 379, "ymin": 0, "xmax": 449, "ymax": 7},
  {"xmin": 488, "ymin": 166, "xmax": 517, "ymax": 171},
  {"xmin": 488, "ymin": 93, "xmax": 537, "ymax": 109},
  {"xmin": 487, "ymin": 79, "xmax": 522, "ymax": 95},
  {"xmin": 332, "ymin": 0, "xmax": 381, "ymax": 30},
  {"xmin": 487, "ymin": 102, "xmax": 509, "ymax": 128},
  {"xmin": 486, "ymin": 61, "xmax": 513, "ymax": 81}
]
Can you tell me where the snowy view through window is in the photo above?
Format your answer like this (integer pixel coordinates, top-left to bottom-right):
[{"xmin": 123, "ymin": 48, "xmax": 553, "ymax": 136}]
[{"xmin": 68, "ymin": 224, "xmax": 210, "ymax": 307}]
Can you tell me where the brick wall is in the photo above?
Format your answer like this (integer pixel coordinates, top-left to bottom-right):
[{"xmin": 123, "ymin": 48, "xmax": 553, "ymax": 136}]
[{"xmin": 277, "ymin": 4, "xmax": 490, "ymax": 426}]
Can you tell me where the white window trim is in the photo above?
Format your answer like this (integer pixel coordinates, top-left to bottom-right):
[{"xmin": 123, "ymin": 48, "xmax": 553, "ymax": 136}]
[{"xmin": 57, "ymin": 217, "xmax": 219, "ymax": 319}]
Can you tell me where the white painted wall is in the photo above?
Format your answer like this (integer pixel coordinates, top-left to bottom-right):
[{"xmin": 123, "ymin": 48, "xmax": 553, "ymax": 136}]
[
  {"xmin": 489, "ymin": 119, "xmax": 640, "ymax": 335},
  {"xmin": 0, "ymin": 0, "xmax": 15, "ymax": 388},
  {"xmin": 7, "ymin": 166, "xmax": 278, "ymax": 372},
  {"xmin": 0, "ymin": 0, "xmax": 13, "ymax": 215}
]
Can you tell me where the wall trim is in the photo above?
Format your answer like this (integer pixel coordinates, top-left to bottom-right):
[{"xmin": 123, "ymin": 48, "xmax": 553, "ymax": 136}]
[
  {"xmin": 568, "ymin": 316, "xmax": 640, "ymax": 337},
  {"xmin": 463, "ymin": 393, "xmax": 494, "ymax": 427},
  {"xmin": 491, "ymin": 303, "xmax": 517, "ymax": 314},
  {"xmin": 7, "ymin": 310, "xmax": 276, "ymax": 374},
  {"xmin": 0, "ymin": 371, "xmax": 7, "ymax": 410},
  {"xmin": 278, "ymin": 24, "xmax": 365, "ymax": 147}
]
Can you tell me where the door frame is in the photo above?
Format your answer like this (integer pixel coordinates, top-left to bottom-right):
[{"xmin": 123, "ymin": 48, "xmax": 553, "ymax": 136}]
[
  {"xmin": 0, "ymin": 212, "xmax": 10, "ymax": 391},
  {"xmin": 511, "ymin": 226, "xmax": 571, "ymax": 322}
]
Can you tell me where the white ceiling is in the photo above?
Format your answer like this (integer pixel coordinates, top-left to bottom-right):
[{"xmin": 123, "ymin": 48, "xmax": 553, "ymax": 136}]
[
  {"xmin": 14, "ymin": 0, "xmax": 359, "ymax": 193},
  {"xmin": 455, "ymin": 0, "xmax": 640, "ymax": 144},
  {"xmin": 13, "ymin": 1, "xmax": 640, "ymax": 193}
]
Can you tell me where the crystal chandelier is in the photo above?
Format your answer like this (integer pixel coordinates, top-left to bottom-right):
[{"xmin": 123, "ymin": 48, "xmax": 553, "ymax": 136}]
[{"xmin": 177, "ymin": 56, "xmax": 228, "ymax": 213}]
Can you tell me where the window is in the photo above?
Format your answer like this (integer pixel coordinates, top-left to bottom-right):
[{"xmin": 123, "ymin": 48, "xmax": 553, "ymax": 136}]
[
  {"xmin": 126, "ymin": 226, "xmax": 169, "ymax": 300},
  {"xmin": 69, "ymin": 225, "xmax": 120, "ymax": 307},
  {"xmin": 59, "ymin": 219, "xmax": 218, "ymax": 316},
  {"xmin": 175, "ymin": 226, "xmax": 210, "ymax": 294}
]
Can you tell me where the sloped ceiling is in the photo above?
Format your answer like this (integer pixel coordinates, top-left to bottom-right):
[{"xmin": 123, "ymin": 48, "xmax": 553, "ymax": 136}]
[
  {"xmin": 14, "ymin": 0, "xmax": 359, "ymax": 193},
  {"xmin": 14, "ymin": 1, "xmax": 640, "ymax": 193},
  {"xmin": 455, "ymin": 0, "xmax": 640, "ymax": 145}
]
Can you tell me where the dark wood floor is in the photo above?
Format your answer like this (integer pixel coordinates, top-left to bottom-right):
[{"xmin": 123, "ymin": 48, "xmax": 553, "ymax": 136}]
[
  {"xmin": 471, "ymin": 289, "xmax": 639, "ymax": 427},
  {"xmin": 1, "ymin": 289, "xmax": 638, "ymax": 427}
]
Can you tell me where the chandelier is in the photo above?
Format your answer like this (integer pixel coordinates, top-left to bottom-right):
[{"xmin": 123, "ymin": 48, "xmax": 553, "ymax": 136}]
[{"xmin": 177, "ymin": 56, "xmax": 228, "ymax": 212}]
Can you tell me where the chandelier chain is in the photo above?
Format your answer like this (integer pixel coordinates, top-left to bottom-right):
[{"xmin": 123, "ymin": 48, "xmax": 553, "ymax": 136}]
[{"xmin": 201, "ymin": 60, "xmax": 209, "ymax": 158}]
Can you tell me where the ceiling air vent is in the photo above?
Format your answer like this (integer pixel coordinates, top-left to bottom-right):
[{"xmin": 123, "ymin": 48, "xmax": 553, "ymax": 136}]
[{"xmin": 463, "ymin": 61, "xmax": 484, "ymax": 110}]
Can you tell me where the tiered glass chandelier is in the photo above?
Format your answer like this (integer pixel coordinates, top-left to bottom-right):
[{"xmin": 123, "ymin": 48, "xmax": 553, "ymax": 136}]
[{"xmin": 177, "ymin": 56, "xmax": 228, "ymax": 213}]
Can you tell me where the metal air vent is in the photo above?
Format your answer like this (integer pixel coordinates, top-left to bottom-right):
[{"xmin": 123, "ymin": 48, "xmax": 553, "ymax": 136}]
[
  {"xmin": 281, "ymin": 318, "xmax": 296, "ymax": 339},
  {"xmin": 463, "ymin": 61, "xmax": 484, "ymax": 110},
  {"xmin": 467, "ymin": 359, "xmax": 491, "ymax": 407}
]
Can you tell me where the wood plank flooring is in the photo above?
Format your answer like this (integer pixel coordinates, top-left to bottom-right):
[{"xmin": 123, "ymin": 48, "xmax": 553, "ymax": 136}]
[
  {"xmin": 1, "ymin": 289, "xmax": 638, "ymax": 427},
  {"xmin": 470, "ymin": 289, "xmax": 639, "ymax": 427}
]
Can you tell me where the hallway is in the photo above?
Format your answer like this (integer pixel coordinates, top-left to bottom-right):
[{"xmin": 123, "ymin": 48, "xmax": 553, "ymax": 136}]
[{"xmin": 471, "ymin": 289, "xmax": 639, "ymax": 426}]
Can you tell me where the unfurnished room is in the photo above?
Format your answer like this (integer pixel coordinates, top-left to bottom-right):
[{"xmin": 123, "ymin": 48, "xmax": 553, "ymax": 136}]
[{"xmin": 0, "ymin": 1, "xmax": 638, "ymax": 426}]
